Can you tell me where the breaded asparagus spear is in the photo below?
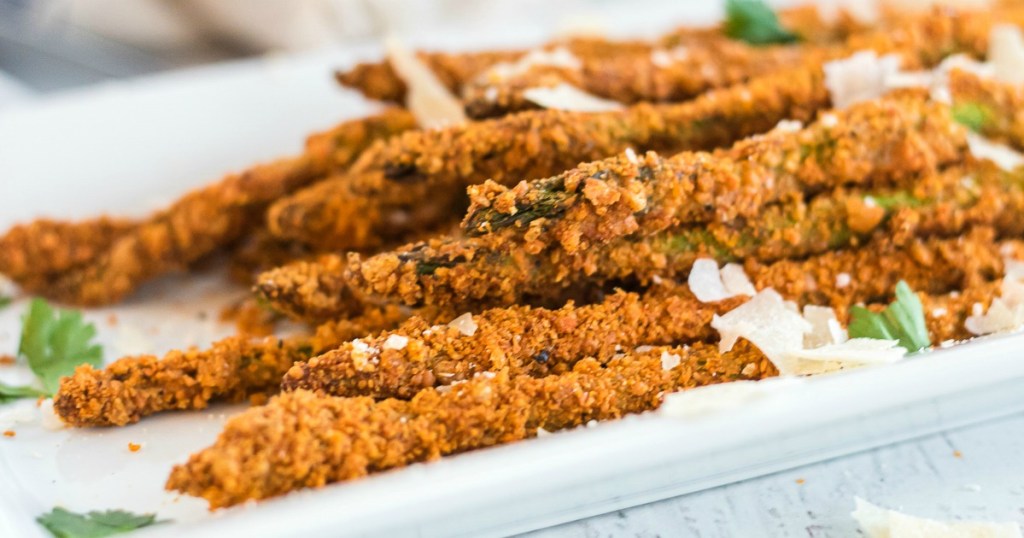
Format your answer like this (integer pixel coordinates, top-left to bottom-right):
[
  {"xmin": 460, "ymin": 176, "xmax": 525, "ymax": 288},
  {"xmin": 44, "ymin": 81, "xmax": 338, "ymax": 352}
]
[
  {"xmin": 463, "ymin": 94, "xmax": 965, "ymax": 253},
  {"xmin": 268, "ymin": 6, "xmax": 998, "ymax": 253},
  {"xmin": 460, "ymin": 36, "xmax": 807, "ymax": 119},
  {"xmin": 0, "ymin": 217, "xmax": 135, "ymax": 288},
  {"xmin": 9, "ymin": 109, "xmax": 416, "ymax": 306},
  {"xmin": 53, "ymin": 305, "xmax": 413, "ymax": 427},
  {"xmin": 343, "ymin": 163, "xmax": 1023, "ymax": 309},
  {"xmin": 167, "ymin": 342, "xmax": 774, "ymax": 508},
  {"xmin": 268, "ymin": 64, "xmax": 831, "ymax": 251},
  {"xmin": 285, "ymin": 228, "xmax": 1017, "ymax": 399}
]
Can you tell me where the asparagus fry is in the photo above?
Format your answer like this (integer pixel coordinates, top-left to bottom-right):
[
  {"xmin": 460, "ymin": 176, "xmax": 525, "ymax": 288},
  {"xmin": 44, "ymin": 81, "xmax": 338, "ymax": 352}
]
[
  {"xmin": 285, "ymin": 228, "xmax": 1017, "ymax": 399},
  {"xmin": 268, "ymin": 63, "xmax": 832, "ymax": 251},
  {"xmin": 343, "ymin": 162, "xmax": 1022, "ymax": 309},
  {"xmin": 463, "ymin": 94, "xmax": 965, "ymax": 252},
  {"xmin": 167, "ymin": 342, "xmax": 773, "ymax": 508},
  {"xmin": 1, "ymin": 109, "xmax": 416, "ymax": 305},
  {"xmin": 53, "ymin": 305, "xmax": 412, "ymax": 427}
]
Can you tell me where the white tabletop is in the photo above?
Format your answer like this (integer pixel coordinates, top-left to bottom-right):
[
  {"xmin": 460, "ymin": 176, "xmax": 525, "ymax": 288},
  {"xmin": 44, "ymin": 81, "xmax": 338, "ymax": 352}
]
[{"xmin": 528, "ymin": 413, "xmax": 1024, "ymax": 537}]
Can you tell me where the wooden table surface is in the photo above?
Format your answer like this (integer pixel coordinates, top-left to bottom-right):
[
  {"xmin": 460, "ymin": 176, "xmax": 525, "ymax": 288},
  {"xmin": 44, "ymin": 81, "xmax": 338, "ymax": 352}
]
[{"xmin": 527, "ymin": 413, "xmax": 1024, "ymax": 537}]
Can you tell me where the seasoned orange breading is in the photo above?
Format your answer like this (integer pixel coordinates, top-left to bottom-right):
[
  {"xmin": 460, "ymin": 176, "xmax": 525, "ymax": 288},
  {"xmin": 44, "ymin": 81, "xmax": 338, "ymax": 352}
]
[
  {"xmin": 268, "ymin": 63, "xmax": 831, "ymax": 251},
  {"xmin": 167, "ymin": 342, "xmax": 774, "ymax": 508},
  {"xmin": 54, "ymin": 305, "xmax": 412, "ymax": 427},
  {"xmin": 1, "ymin": 109, "xmax": 416, "ymax": 305},
  {"xmin": 284, "ymin": 230, "xmax": 1019, "ymax": 399}
]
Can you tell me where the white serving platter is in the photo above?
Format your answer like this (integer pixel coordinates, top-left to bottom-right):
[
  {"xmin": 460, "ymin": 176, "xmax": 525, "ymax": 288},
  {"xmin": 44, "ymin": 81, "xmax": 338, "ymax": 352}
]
[{"xmin": 2, "ymin": 3, "xmax": 1024, "ymax": 536}]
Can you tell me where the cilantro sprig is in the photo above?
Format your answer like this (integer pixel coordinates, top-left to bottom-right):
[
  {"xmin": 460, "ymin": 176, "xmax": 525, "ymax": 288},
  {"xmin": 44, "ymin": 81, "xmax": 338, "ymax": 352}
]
[
  {"xmin": 37, "ymin": 508, "xmax": 164, "ymax": 538},
  {"xmin": 849, "ymin": 281, "xmax": 932, "ymax": 352},
  {"xmin": 1, "ymin": 299, "xmax": 103, "ymax": 402},
  {"xmin": 724, "ymin": 0, "xmax": 800, "ymax": 46}
]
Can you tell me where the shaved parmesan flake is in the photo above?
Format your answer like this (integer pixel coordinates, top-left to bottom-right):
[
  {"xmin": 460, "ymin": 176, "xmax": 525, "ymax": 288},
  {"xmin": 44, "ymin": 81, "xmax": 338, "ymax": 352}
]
[
  {"xmin": 485, "ymin": 47, "xmax": 581, "ymax": 81},
  {"xmin": 688, "ymin": 258, "xmax": 732, "ymax": 302},
  {"xmin": 385, "ymin": 36, "xmax": 466, "ymax": 129},
  {"xmin": 965, "ymin": 272, "xmax": 1024, "ymax": 335},
  {"xmin": 823, "ymin": 51, "xmax": 902, "ymax": 109},
  {"xmin": 836, "ymin": 272, "xmax": 852, "ymax": 288},
  {"xmin": 39, "ymin": 399, "xmax": 65, "ymax": 431},
  {"xmin": 852, "ymin": 497, "xmax": 1022, "ymax": 538},
  {"xmin": 449, "ymin": 312, "xmax": 478, "ymax": 336},
  {"xmin": 624, "ymin": 147, "xmax": 638, "ymax": 164},
  {"xmin": 711, "ymin": 289, "xmax": 810, "ymax": 374},
  {"xmin": 720, "ymin": 263, "xmax": 757, "ymax": 297},
  {"xmin": 802, "ymin": 305, "xmax": 848, "ymax": 348},
  {"xmin": 382, "ymin": 334, "xmax": 409, "ymax": 350},
  {"xmin": 967, "ymin": 133, "xmax": 1024, "ymax": 172},
  {"xmin": 660, "ymin": 377, "xmax": 804, "ymax": 419},
  {"xmin": 522, "ymin": 83, "xmax": 624, "ymax": 112},
  {"xmin": 689, "ymin": 259, "xmax": 756, "ymax": 303},
  {"xmin": 1005, "ymin": 258, "xmax": 1024, "ymax": 280},
  {"xmin": 660, "ymin": 351, "xmax": 681, "ymax": 371},
  {"xmin": 783, "ymin": 338, "xmax": 905, "ymax": 375},
  {"xmin": 990, "ymin": 24, "xmax": 1024, "ymax": 85}
]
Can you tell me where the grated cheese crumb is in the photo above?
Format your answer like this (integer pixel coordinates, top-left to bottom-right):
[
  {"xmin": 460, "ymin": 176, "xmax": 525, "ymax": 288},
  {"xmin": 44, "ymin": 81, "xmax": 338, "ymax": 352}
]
[
  {"xmin": 650, "ymin": 46, "xmax": 689, "ymax": 68},
  {"xmin": 836, "ymin": 272, "xmax": 851, "ymax": 288},
  {"xmin": 774, "ymin": 119, "xmax": 803, "ymax": 133},
  {"xmin": 990, "ymin": 24, "xmax": 1024, "ymax": 85},
  {"xmin": 449, "ymin": 313, "xmax": 478, "ymax": 336},
  {"xmin": 660, "ymin": 351, "xmax": 681, "ymax": 371},
  {"xmin": 382, "ymin": 334, "xmax": 409, "ymax": 351},
  {"xmin": 485, "ymin": 47, "xmax": 581, "ymax": 81},
  {"xmin": 819, "ymin": 113, "xmax": 839, "ymax": 128},
  {"xmin": 624, "ymin": 147, "xmax": 638, "ymax": 164}
]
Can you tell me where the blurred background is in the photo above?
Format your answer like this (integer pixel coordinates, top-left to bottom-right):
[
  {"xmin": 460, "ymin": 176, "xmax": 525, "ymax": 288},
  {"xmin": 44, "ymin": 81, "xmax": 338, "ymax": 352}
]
[{"xmin": 0, "ymin": 0, "xmax": 743, "ymax": 108}]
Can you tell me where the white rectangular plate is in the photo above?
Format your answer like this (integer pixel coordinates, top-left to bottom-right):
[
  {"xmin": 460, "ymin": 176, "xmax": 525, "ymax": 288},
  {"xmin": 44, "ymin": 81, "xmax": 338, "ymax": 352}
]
[{"xmin": 2, "ymin": 6, "xmax": 1023, "ymax": 537}]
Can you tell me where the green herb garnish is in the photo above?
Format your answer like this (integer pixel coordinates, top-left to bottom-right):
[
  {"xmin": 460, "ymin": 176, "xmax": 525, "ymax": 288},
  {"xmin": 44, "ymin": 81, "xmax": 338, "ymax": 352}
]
[
  {"xmin": 0, "ymin": 381, "xmax": 46, "ymax": 404},
  {"xmin": 37, "ymin": 508, "xmax": 165, "ymax": 538},
  {"xmin": 849, "ymin": 281, "xmax": 931, "ymax": 352},
  {"xmin": 0, "ymin": 295, "xmax": 11, "ymax": 309},
  {"xmin": 17, "ymin": 299, "xmax": 103, "ymax": 394},
  {"xmin": 724, "ymin": 0, "xmax": 800, "ymax": 46}
]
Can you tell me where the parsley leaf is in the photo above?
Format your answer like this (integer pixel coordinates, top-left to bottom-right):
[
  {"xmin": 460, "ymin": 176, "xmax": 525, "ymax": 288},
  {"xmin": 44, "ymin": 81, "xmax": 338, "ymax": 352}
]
[
  {"xmin": 724, "ymin": 0, "xmax": 800, "ymax": 46},
  {"xmin": 37, "ymin": 508, "xmax": 164, "ymax": 538},
  {"xmin": 18, "ymin": 299, "xmax": 103, "ymax": 394},
  {"xmin": 0, "ymin": 381, "xmax": 46, "ymax": 404},
  {"xmin": 849, "ymin": 281, "xmax": 932, "ymax": 352}
]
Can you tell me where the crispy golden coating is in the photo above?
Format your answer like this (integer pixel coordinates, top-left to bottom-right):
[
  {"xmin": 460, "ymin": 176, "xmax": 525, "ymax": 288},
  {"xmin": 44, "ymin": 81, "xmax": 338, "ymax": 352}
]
[
  {"xmin": 460, "ymin": 37, "xmax": 807, "ymax": 119},
  {"xmin": 167, "ymin": 342, "xmax": 774, "ymax": 508},
  {"xmin": 53, "ymin": 305, "xmax": 412, "ymax": 427},
  {"xmin": 342, "ymin": 144, "xmax": 1008, "ymax": 311},
  {"xmin": 268, "ymin": 61, "xmax": 831, "ymax": 251},
  {"xmin": 464, "ymin": 94, "xmax": 965, "ymax": 254},
  {"xmin": 0, "ymin": 217, "xmax": 135, "ymax": 287},
  {"xmin": 2, "ymin": 109, "xmax": 416, "ymax": 305},
  {"xmin": 284, "ymin": 229, "xmax": 1017, "ymax": 399}
]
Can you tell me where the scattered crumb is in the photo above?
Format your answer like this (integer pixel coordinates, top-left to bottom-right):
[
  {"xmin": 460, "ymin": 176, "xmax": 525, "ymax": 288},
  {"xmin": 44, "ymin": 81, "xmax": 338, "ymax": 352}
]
[
  {"xmin": 128, "ymin": 442, "xmax": 142, "ymax": 452},
  {"xmin": 107, "ymin": 313, "xmax": 119, "ymax": 327},
  {"xmin": 0, "ymin": 354, "xmax": 14, "ymax": 366},
  {"xmin": 2, "ymin": 430, "xmax": 14, "ymax": 438},
  {"xmin": 953, "ymin": 450, "xmax": 963, "ymax": 458},
  {"xmin": 795, "ymin": 478, "xmax": 806, "ymax": 485}
]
